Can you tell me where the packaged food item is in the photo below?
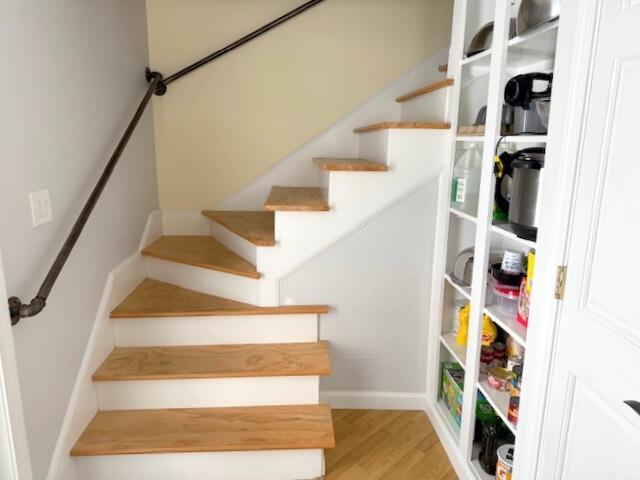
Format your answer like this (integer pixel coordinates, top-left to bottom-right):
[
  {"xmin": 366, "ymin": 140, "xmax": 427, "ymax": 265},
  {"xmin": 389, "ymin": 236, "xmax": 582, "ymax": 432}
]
[
  {"xmin": 496, "ymin": 444, "xmax": 515, "ymax": 480},
  {"xmin": 441, "ymin": 362, "xmax": 465, "ymax": 427},
  {"xmin": 492, "ymin": 342, "xmax": 506, "ymax": 367},
  {"xmin": 501, "ymin": 250, "xmax": 524, "ymax": 275},
  {"xmin": 481, "ymin": 315, "xmax": 498, "ymax": 346},
  {"xmin": 480, "ymin": 345, "xmax": 494, "ymax": 374},
  {"xmin": 517, "ymin": 251, "xmax": 536, "ymax": 328},
  {"xmin": 487, "ymin": 367, "xmax": 515, "ymax": 391},
  {"xmin": 456, "ymin": 304, "xmax": 470, "ymax": 346},
  {"xmin": 451, "ymin": 300, "xmax": 467, "ymax": 336},
  {"xmin": 509, "ymin": 364, "xmax": 523, "ymax": 398},
  {"xmin": 506, "ymin": 336, "xmax": 525, "ymax": 370},
  {"xmin": 508, "ymin": 397, "xmax": 520, "ymax": 425}
]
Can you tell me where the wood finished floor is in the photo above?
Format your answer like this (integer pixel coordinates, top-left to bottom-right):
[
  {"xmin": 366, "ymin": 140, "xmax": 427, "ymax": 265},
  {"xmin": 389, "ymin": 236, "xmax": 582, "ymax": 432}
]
[{"xmin": 326, "ymin": 410, "xmax": 458, "ymax": 480}]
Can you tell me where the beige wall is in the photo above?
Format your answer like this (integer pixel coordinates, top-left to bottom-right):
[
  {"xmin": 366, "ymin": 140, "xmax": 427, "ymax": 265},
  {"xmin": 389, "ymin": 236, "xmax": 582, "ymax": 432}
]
[{"xmin": 147, "ymin": 0, "xmax": 453, "ymax": 208}]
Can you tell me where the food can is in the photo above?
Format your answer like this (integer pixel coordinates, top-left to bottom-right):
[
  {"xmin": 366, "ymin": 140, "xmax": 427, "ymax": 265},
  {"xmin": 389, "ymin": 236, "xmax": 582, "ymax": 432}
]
[
  {"xmin": 508, "ymin": 397, "xmax": 519, "ymax": 425},
  {"xmin": 496, "ymin": 444, "xmax": 514, "ymax": 480}
]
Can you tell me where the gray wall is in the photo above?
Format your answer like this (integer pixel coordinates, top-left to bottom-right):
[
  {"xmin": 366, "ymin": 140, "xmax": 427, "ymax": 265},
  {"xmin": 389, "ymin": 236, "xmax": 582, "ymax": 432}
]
[
  {"xmin": 0, "ymin": 1, "xmax": 158, "ymax": 477},
  {"xmin": 281, "ymin": 182, "xmax": 437, "ymax": 394}
]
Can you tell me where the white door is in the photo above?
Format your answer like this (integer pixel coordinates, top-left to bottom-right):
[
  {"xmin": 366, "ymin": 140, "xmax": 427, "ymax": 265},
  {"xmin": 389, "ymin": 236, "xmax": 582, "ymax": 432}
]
[{"xmin": 537, "ymin": 1, "xmax": 640, "ymax": 479}]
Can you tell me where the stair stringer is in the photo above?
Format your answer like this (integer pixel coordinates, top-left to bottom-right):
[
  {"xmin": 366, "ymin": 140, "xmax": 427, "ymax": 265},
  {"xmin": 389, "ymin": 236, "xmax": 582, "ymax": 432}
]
[{"xmin": 256, "ymin": 129, "xmax": 448, "ymax": 305}]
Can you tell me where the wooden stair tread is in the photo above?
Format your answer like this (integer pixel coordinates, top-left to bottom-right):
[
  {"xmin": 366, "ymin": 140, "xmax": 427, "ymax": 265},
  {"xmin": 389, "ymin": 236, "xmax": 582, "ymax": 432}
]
[
  {"xmin": 396, "ymin": 78, "xmax": 454, "ymax": 103},
  {"xmin": 202, "ymin": 211, "xmax": 275, "ymax": 246},
  {"xmin": 110, "ymin": 278, "xmax": 328, "ymax": 318},
  {"xmin": 312, "ymin": 158, "xmax": 388, "ymax": 172},
  {"xmin": 353, "ymin": 122, "xmax": 451, "ymax": 133},
  {"xmin": 70, "ymin": 404, "xmax": 335, "ymax": 456},
  {"xmin": 142, "ymin": 236, "xmax": 260, "ymax": 279},
  {"xmin": 92, "ymin": 341, "xmax": 331, "ymax": 381},
  {"xmin": 263, "ymin": 186, "xmax": 329, "ymax": 212}
]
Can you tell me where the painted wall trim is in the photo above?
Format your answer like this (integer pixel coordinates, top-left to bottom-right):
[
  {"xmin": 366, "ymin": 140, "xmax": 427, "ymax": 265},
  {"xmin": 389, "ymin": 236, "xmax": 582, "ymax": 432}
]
[
  {"xmin": 321, "ymin": 391, "xmax": 428, "ymax": 411},
  {"xmin": 46, "ymin": 212, "xmax": 162, "ymax": 480},
  {"xmin": 0, "ymin": 246, "xmax": 33, "ymax": 480}
]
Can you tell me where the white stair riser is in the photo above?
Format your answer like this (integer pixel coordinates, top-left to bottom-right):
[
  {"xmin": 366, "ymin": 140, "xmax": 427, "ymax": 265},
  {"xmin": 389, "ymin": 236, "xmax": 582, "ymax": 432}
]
[
  {"xmin": 113, "ymin": 314, "xmax": 318, "ymax": 347},
  {"xmin": 399, "ymin": 89, "xmax": 448, "ymax": 122},
  {"xmin": 75, "ymin": 449, "xmax": 324, "ymax": 480},
  {"xmin": 96, "ymin": 376, "xmax": 320, "ymax": 410},
  {"xmin": 257, "ymin": 130, "xmax": 447, "ymax": 278},
  {"xmin": 208, "ymin": 221, "xmax": 259, "ymax": 265},
  {"xmin": 144, "ymin": 256, "xmax": 260, "ymax": 305}
]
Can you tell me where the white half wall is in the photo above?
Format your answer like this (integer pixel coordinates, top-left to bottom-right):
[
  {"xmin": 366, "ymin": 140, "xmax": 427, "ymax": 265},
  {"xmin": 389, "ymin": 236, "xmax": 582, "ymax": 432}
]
[
  {"xmin": 0, "ymin": 1, "xmax": 158, "ymax": 478},
  {"xmin": 279, "ymin": 181, "xmax": 438, "ymax": 405}
]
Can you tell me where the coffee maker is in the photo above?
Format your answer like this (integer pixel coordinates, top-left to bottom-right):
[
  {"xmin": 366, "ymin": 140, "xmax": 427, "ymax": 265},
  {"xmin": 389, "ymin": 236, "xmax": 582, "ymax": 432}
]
[{"xmin": 503, "ymin": 73, "xmax": 552, "ymax": 135}]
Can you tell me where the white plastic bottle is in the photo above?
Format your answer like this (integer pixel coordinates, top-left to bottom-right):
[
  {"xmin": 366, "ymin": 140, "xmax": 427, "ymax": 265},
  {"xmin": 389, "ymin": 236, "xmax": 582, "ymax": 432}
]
[{"xmin": 451, "ymin": 143, "xmax": 482, "ymax": 214}]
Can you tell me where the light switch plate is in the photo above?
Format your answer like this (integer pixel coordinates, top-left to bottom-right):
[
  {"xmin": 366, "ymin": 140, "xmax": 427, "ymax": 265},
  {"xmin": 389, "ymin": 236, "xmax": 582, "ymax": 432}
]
[{"xmin": 29, "ymin": 189, "xmax": 53, "ymax": 227}]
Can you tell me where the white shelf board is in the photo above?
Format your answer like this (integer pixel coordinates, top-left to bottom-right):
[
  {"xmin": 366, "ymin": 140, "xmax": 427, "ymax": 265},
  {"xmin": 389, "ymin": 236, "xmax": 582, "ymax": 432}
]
[
  {"xmin": 450, "ymin": 207, "xmax": 478, "ymax": 224},
  {"xmin": 507, "ymin": 19, "xmax": 559, "ymax": 68},
  {"xmin": 491, "ymin": 222, "xmax": 537, "ymax": 250},
  {"xmin": 436, "ymin": 399, "xmax": 461, "ymax": 440},
  {"xmin": 502, "ymin": 135, "xmax": 547, "ymax": 144},
  {"xmin": 444, "ymin": 273, "xmax": 472, "ymax": 301},
  {"xmin": 440, "ymin": 333, "xmax": 467, "ymax": 368},
  {"xmin": 484, "ymin": 305, "xmax": 527, "ymax": 347},
  {"xmin": 462, "ymin": 48, "xmax": 492, "ymax": 68},
  {"xmin": 456, "ymin": 135, "xmax": 485, "ymax": 143},
  {"xmin": 478, "ymin": 377, "xmax": 517, "ymax": 435}
]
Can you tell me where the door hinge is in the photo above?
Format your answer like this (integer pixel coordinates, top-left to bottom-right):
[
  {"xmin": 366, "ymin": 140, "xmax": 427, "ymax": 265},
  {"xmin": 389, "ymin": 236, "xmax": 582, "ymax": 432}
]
[{"xmin": 554, "ymin": 265, "xmax": 568, "ymax": 300}]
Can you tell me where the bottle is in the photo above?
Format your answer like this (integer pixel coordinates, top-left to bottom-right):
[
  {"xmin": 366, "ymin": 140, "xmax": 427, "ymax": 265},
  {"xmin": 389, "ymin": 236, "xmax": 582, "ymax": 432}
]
[{"xmin": 451, "ymin": 144, "xmax": 482, "ymax": 214}]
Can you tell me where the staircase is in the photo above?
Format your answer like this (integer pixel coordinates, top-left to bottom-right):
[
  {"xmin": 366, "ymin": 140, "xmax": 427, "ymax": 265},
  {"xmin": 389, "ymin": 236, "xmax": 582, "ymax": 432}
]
[{"xmin": 69, "ymin": 70, "xmax": 453, "ymax": 479}]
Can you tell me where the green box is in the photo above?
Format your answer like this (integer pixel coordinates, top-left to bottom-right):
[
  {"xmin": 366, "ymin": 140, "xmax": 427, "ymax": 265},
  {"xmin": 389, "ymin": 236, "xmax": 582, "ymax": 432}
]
[{"xmin": 441, "ymin": 362, "xmax": 465, "ymax": 427}]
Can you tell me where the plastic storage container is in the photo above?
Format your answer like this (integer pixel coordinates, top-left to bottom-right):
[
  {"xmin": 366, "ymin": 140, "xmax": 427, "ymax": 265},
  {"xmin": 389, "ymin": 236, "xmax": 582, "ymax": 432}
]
[{"xmin": 493, "ymin": 282, "xmax": 520, "ymax": 317}]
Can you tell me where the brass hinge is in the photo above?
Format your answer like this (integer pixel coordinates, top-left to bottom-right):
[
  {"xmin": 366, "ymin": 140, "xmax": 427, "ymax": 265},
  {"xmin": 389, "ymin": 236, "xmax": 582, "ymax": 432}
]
[{"xmin": 555, "ymin": 266, "xmax": 568, "ymax": 300}]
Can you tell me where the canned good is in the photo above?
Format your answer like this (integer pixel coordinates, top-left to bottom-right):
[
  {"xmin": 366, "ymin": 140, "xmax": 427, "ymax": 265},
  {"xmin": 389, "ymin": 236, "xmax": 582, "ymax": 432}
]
[
  {"xmin": 508, "ymin": 397, "xmax": 519, "ymax": 425},
  {"xmin": 496, "ymin": 444, "xmax": 514, "ymax": 480}
]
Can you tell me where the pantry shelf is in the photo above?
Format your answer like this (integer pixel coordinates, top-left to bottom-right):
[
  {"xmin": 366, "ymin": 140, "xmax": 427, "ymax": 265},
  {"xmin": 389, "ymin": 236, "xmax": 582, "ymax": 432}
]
[
  {"xmin": 491, "ymin": 222, "xmax": 537, "ymax": 250},
  {"xmin": 478, "ymin": 377, "xmax": 517, "ymax": 435},
  {"xmin": 450, "ymin": 207, "xmax": 478, "ymax": 224},
  {"xmin": 507, "ymin": 19, "xmax": 559, "ymax": 68},
  {"xmin": 445, "ymin": 273, "xmax": 472, "ymax": 300},
  {"xmin": 462, "ymin": 48, "xmax": 492, "ymax": 68},
  {"xmin": 441, "ymin": 333, "xmax": 467, "ymax": 368},
  {"xmin": 456, "ymin": 135, "xmax": 485, "ymax": 143},
  {"xmin": 502, "ymin": 135, "xmax": 547, "ymax": 144},
  {"xmin": 484, "ymin": 305, "xmax": 527, "ymax": 347}
]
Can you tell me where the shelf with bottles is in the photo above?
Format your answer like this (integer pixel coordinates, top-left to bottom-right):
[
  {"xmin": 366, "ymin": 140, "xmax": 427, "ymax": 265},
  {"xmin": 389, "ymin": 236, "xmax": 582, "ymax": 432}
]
[
  {"xmin": 450, "ymin": 142, "xmax": 484, "ymax": 221},
  {"xmin": 471, "ymin": 394, "xmax": 516, "ymax": 480},
  {"xmin": 475, "ymin": 316, "xmax": 525, "ymax": 436}
]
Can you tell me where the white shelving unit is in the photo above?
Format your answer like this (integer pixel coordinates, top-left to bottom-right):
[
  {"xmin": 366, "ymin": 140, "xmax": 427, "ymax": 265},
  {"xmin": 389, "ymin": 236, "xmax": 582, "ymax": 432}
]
[{"xmin": 426, "ymin": 1, "xmax": 560, "ymax": 479}]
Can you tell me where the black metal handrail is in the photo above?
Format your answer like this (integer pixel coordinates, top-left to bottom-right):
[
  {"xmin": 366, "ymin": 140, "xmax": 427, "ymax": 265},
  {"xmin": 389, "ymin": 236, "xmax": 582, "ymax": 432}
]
[{"xmin": 8, "ymin": 0, "xmax": 325, "ymax": 325}]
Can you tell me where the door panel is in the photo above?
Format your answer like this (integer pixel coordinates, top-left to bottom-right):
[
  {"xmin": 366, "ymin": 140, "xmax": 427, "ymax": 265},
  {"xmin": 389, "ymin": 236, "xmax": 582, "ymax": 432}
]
[
  {"xmin": 538, "ymin": 0, "xmax": 640, "ymax": 478},
  {"xmin": 561, "ymin": 378, "xmax": 640, "ymax": 480}
]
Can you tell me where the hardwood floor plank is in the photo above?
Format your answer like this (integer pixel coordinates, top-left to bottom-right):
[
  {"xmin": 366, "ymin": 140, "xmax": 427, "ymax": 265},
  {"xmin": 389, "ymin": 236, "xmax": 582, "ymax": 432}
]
[{"xmin": 326, "ymin": 409, "xmax": 458, "ymax": 479}]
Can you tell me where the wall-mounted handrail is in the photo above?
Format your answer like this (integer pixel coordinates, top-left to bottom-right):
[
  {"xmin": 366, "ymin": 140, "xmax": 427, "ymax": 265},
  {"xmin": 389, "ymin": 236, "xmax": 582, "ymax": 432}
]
[{"xmin": 8, "ymin": 0, "xmax": 325, "ymax": 325}]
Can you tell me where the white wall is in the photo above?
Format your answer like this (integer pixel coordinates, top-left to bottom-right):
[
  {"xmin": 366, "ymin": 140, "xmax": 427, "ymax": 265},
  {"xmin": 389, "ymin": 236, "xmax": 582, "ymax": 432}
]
[
  {"xmin": 280, "ymin": 181, "xmax": 438, "ymax": 401},
  {"xmin": 0, "ymin": 1, "xmax": 158, "ymax": 478}
]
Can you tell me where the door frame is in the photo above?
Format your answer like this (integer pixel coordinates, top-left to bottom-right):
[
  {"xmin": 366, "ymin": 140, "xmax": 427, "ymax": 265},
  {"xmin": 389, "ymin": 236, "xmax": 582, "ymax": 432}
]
[
  {"xmin": 511, "ymin": 1, "xmax": 607, "ymax": 479},
  {"xmin": 0, "ymin": 244, "xmax": 33, "ymax": 480}
]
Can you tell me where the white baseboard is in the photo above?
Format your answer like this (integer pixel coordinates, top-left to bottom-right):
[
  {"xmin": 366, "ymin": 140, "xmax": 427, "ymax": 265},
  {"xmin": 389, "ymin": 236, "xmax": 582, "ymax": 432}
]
[{"xmin": 320, "ymin": 390, "xmax": 428, "ymax": 410}]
